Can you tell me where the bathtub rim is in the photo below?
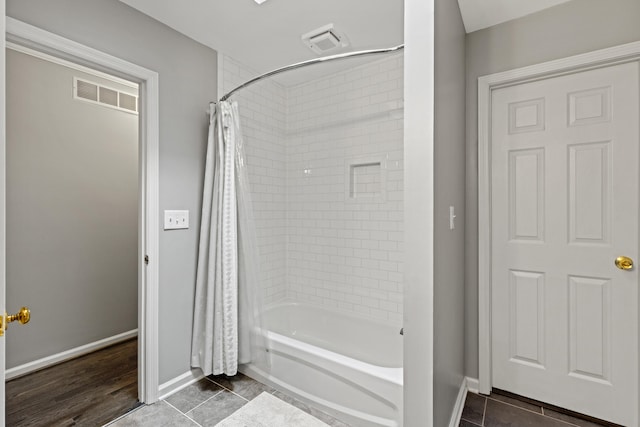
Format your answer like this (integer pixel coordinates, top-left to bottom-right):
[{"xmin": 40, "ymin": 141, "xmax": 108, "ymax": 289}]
[
  {"xmin": 260, "ymin": 300, "xmax": 404, "ymax": 369},
  {"xmin": 265, "ymin": 330, "xmax": 403, "ymax": 386}
]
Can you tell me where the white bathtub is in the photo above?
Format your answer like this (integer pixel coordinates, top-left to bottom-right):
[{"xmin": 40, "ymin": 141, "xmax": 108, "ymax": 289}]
[{"xmin": 240, "ymin": 302, "xmax": 403, "ymax": 427}]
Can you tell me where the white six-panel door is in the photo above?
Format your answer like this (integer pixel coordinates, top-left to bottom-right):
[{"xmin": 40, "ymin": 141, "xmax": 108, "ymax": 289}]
[{"xmin": 491, "ymin": 61, "xmax": 639, "ymax": 425}]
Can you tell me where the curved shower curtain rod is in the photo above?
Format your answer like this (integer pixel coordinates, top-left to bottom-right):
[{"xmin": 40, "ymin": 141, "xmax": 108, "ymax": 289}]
[{"xmin": 216, "ymin": 44, "xmax": 405, "ymax": 103}]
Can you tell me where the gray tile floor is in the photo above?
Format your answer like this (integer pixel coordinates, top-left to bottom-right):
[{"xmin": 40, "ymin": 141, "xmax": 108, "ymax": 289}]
[
  {"xmin": 108, "ymin": 373, "xmax": 620, "ymax": 427},
  {"xmin": 107, "ymin": 373, "xmax": 350, "ymax": 427},
  {"xmin": 460, "ymin": 391, "xmax": 616, "ymax": 427}
]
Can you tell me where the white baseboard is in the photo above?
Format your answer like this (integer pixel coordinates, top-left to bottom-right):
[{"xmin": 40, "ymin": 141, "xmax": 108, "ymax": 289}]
[
  {"xmin": 448, "ymin": 377, "xmax": 468, "ymax": 427},
  {"xmin": 448, "ymin": 377, "xmax": 480, "ymax": 427},
  {"xmin": 465, "ymin": 377, "xmax": 480, "ymax": 394},
  {"xmin": 158, "ymin": 368, "xmax": 204, "ymax": 401},
  {"xmin": 6, "ymin": 329, "xmax": 138, "ymax": 380}
]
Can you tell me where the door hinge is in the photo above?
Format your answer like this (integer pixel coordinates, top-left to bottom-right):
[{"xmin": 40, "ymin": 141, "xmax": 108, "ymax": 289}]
[{"xmin": 144, "ymin": 255, "xmax": 149, "ymax": 265}]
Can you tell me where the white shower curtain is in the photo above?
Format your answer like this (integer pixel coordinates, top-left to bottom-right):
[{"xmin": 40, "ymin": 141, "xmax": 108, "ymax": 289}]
[{"xmin": 191, "ymin": 101, "xmax": 262, "ymax": 376}]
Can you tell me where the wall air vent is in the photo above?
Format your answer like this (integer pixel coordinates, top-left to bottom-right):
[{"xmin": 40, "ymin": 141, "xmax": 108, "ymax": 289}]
[
  {"xmin": 301, "ymin": 24, "xmax": 349, "ymax": 55},
  {"xmin": 74, "ymin": 77, "xmax": 138, "ymax": 114},
  {"xmin": 76, "ymin": 79, "xmax": 98, "ymax": 102},
  {"xmin": 119, "ymin": 93, "xmax": 138, "ymax": 112},
  {"xmin": 99, "ymin": 86, "xmax": 118, "ymax": 107}
]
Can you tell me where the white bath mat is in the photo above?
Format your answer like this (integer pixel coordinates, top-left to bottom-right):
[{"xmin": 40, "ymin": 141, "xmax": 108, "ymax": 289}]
[{"xmin": 216, "ymin": 392, "xmax": 330, "ymax": 427}]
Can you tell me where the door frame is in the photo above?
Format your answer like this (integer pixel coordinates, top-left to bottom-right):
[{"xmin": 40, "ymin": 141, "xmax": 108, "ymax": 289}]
[
  {"xmin": 5, "ymin": 18, "xmax": 161, "ymax": 403},
  {"xmin": 478, "ymin": 40, "xmax": 640, "ymax": 411}
]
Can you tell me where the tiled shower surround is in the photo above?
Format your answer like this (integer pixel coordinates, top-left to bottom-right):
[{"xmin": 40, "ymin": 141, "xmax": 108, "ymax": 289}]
[
  {"xmin": 221, "ymin": 55, "xmax": 288, "ymax": 304},
  {"xmin": 221, "ymin": 53, "xmax": 404, "ymax": 326}
]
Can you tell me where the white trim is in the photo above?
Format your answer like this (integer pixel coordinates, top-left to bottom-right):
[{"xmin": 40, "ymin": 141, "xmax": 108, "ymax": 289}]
[
  {"xmin": 6, "ymin": 17, "xmax": 161, "ymax": 404},
  {"xmin": 6, "ymin": 330, "xmax": 138, "ymax": 380},
  {"xmin": 447, "ymin": 377, "xmax": 468, "ymax": 427},
  {"xmin": 6, "ymin": 42, "xmax": 138, "ymax": 89},
  {"xmin": 477, "ymin": 66, "xmax": 492, "ymax": 395},
  {"xmin": 465, "ymin": 377, "xmax": 480, "ymax": 395},
  {"xmin": 404, "ymin": 1, "xmax": 435, "ymax": 425},
  {"xmin": 0, "ymin": 2, "xmax": 6, "ymax": 424},
  {"xmin": 138, "ymin": 50, "xmax": 161, "ymax": 406},
  {"xmin": 446, "ymin": 377, "xmax": 481, "ymax": 427},
  {"xmin": 158, "ymin": 369, "xmax": 205, "ymax": 401},
  {"xmin": 477, "ymin": 40, "xmax": 640, "ymax": 396}
]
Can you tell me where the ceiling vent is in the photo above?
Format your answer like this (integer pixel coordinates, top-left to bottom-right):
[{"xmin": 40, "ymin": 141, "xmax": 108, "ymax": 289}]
[{"xmin": 301, "ymin": 24, "xmax": 348, "ymax": 55}]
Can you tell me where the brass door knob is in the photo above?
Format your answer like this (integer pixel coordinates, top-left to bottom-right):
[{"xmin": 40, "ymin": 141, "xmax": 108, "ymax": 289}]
[
  {"xmin": 7, "ymin": 307, "xmax": 30, "ymax": 325},
  {"xmin": 615, "ymin": 256, "xmax": 634, "ymax": 270},
  {"xmin": 0, "ymin": 306, "xmax": 30, "ymax": 337}
]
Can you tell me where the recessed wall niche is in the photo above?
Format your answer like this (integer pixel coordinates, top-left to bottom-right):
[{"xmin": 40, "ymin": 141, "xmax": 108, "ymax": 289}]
[{"xmin": 346, "ymin": 157, "xmax": 387, "ymax": 202}]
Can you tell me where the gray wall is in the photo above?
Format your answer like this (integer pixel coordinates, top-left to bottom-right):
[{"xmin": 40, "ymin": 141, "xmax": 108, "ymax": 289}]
[
  {"xmin": 465, "ymin": 0, "xmax": 640, "ymax": 378},
  {"xmin": 6, "ymin": 49, "xmax": 138, "ymax": 367},
  {"xmin": 433, "ymin": 0, "xmax": 466, "ymax": 424},
  {"xmin": 7, "ymin": 0, "xmax": 217, "ymax": 383}
]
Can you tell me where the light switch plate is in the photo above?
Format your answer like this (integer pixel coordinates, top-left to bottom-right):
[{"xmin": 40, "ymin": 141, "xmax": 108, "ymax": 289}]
[
  {"xmin": 449, "ymin": 206, "xmax": 456, "ymax": 230},
  {"xmin": 164, "ymin": 210, "xmax": 189, "ymax": 230}
]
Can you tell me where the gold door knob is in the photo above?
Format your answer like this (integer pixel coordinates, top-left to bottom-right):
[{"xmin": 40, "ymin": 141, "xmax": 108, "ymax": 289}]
[
  {"xmin": 0, "ymin": 306, "xmax": 30, "ymax": 337},
  {"xmin": 615, "ymin": 256, "xmax": 634, "ymax": 270},
  {"xmin": 7, "ymin": 307, "xmax": 30, "ymax": 325}
]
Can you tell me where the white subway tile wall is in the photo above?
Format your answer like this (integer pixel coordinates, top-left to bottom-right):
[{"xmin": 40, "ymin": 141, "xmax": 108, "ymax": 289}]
[
  {"xmin": 285, "ymin": 54, "xmax": 404, "ymax": 326},
  {"xmin": 221, "ymin": 53, "xmax": 404, "ymax": 326},
  {"xmin": 221, "ymin": 55, "xmax": 288, "ymax": 305}
]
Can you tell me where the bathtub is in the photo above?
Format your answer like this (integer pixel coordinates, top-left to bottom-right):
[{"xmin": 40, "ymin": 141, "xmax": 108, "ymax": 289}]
[{"xmin": 239, "ymin": 302, "xmax": 403, "ymax": 427}]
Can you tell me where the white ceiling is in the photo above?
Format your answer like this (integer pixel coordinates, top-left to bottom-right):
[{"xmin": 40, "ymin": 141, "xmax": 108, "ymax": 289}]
[
  {"xmin": 120, "ymin": 0, "xmax": 404, "ymax": 86},
  {"xmin": 457, "ymin": 0, "xmax": 572, "ymax": 33},
  {"xmin": 120, "ymin": 0, "xmax": 571, "ymax": 88}
]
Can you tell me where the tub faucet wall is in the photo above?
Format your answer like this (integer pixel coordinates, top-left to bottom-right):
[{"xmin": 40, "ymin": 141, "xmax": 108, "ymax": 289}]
[{"xmin": 221, "ymin": 52, "xmax": 404, "ymax": 327}]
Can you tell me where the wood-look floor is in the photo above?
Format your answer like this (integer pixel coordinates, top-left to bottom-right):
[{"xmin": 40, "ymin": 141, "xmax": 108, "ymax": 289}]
[{"xmin": 6, "ymin": 338, "xmax": 140, "ymax": 427}]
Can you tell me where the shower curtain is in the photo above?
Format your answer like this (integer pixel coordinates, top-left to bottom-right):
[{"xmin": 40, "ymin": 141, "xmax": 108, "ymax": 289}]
[{"xmin": 191, "ymin": 101, "xmax": 262, "ymax": 376}]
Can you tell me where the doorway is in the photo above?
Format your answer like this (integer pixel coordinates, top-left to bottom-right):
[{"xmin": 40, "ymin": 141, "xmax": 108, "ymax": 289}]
[
  {"xmin": 478, "ymin": 42, "xmax": 640, "ymax": 427},
  {"xmin": 5, "ymin": 45, "xmax": 140, "ymax": 425},
  {"xmin": 0, "ymin": 18, "xmax": 161, "ymax": 422}
]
